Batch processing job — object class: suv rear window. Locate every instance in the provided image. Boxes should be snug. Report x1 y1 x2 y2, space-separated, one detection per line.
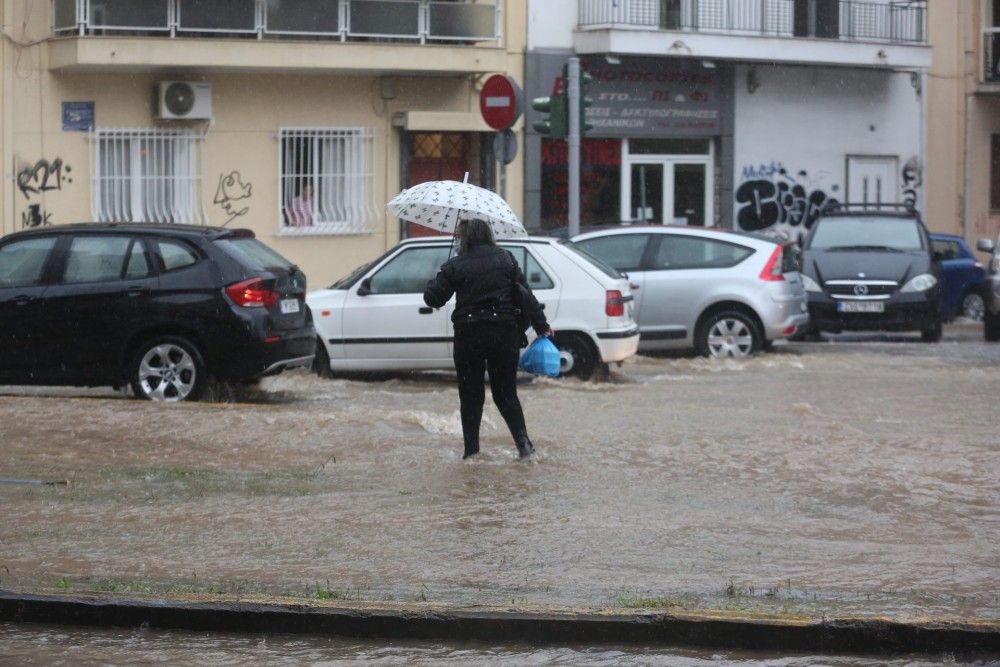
807 216 924 251
216 238 293 271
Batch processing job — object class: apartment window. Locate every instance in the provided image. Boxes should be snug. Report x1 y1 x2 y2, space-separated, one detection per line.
279 128 374 235
92 129 202 224
992 135 1000 211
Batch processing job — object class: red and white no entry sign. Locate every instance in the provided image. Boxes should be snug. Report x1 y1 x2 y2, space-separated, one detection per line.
479 74 523 131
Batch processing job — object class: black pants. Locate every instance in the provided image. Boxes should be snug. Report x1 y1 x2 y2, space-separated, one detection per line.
453 320 527 455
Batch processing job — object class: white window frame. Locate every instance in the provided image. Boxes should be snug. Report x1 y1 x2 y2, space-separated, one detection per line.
278 127 375 236
90 128 205 224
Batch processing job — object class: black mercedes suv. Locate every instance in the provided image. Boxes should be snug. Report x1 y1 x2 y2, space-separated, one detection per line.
0 224 314 401
799 205 943 341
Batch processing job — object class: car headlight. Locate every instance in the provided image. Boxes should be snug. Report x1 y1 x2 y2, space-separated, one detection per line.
801 274 822 292
900 274 937 293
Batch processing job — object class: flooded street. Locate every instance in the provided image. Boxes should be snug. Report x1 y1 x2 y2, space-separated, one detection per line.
1 323 998 624
1 622 992 666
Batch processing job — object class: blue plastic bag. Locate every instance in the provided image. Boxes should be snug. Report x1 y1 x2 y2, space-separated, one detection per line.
519 336 561 377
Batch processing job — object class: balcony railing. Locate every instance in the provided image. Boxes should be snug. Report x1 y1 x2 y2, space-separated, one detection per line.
52 0 502 45
578 0 926 44
985 28 1000 83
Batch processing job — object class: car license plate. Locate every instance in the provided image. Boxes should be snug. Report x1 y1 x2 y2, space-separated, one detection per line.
837 301 885 313
280 298 300 314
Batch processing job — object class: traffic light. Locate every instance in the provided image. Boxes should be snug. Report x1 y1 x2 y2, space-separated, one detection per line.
532 94 567 139
579 68 594 135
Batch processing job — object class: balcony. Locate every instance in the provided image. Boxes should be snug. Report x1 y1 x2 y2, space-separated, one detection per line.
575 0 930 69
49 0 505 75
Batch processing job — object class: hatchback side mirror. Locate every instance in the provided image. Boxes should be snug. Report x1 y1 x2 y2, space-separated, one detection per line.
357 278 372 296
976 238 995 254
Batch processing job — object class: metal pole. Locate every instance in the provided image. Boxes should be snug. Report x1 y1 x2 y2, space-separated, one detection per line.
567 57 581 237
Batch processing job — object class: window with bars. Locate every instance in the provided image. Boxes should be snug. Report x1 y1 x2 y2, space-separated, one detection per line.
91 129 203 224
279 127 374 234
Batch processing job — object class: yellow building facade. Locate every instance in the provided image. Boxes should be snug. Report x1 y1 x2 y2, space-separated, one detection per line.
926 0 1000 242
1 0 525 287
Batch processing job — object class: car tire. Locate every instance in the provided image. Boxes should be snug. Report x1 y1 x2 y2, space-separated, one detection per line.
985 310 1000 342
312 336 334 379
553 332 597 380
920 320 943 343
696 310 761 358
129 335 206 402
961 291 985 321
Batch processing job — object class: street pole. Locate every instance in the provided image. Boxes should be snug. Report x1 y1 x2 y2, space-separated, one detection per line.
498 132 506 200
567 57 581 237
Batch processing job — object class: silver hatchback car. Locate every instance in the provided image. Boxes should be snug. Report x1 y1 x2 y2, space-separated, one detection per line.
571 227 809 357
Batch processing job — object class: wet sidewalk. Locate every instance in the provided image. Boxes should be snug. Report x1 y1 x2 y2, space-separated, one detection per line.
1 328 998 626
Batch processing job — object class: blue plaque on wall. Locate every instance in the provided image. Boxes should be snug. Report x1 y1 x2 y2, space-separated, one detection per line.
62 101 95 132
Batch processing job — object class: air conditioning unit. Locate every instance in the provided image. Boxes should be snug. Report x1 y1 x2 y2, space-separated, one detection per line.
156 81 213 120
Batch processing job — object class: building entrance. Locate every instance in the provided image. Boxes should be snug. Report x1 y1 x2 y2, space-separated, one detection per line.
622 139 713 226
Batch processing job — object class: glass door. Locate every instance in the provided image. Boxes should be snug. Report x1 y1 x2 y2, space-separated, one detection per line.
622 148 713 226
673 163 706 226
630 163 664 223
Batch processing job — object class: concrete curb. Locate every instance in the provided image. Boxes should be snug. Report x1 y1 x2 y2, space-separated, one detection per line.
1 592 998 654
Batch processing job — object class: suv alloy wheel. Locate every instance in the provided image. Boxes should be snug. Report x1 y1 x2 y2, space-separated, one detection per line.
130 335 206 402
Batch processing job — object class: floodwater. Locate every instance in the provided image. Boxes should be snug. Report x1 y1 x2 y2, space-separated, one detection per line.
0 623 993 666
0 324 998 624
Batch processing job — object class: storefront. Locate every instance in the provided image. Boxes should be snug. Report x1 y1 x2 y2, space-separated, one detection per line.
525 55 735 232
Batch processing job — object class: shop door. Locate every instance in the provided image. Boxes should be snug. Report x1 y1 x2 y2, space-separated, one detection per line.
624 159 711 226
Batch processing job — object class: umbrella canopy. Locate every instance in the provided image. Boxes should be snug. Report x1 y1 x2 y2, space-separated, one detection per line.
387 180 526 238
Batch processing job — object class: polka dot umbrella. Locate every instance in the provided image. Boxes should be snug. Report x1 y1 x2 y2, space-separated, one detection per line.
387 177 527 238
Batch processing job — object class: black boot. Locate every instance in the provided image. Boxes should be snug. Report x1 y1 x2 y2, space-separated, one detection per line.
463 443 480 460
515 436 535 460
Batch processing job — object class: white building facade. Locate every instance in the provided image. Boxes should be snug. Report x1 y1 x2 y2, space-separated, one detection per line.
526 0 931 243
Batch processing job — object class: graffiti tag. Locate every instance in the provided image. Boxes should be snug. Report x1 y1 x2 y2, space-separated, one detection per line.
21 204 52 229
17 158 71 199
736 166 838 241
214 171 252 225
901 156 921 209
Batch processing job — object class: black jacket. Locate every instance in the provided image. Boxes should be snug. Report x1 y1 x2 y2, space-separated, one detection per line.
423 244 549 335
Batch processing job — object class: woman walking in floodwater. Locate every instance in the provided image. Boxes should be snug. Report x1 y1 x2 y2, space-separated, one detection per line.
424 218 551 460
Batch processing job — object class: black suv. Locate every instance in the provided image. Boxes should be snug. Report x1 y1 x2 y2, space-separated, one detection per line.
0 224 314 401
799 205 943 341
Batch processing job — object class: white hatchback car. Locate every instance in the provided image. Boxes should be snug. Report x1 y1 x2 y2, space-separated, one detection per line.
307 237 640 379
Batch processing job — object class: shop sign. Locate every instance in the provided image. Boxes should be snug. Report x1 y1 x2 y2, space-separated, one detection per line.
579 57 721 138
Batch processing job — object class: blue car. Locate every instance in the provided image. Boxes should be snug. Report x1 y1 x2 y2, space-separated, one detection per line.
929 233 986 320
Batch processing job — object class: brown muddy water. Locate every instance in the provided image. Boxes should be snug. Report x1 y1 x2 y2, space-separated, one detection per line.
0 622 994 666
0 324 998 625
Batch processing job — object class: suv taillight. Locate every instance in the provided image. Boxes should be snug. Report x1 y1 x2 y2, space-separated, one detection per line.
606 290 625 317
226 278 279 308
758 246 786 282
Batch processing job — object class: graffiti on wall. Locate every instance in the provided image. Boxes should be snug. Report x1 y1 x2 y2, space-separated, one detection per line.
901 156 921 209
16 158 73 229
214 171 252 226
735 162 838 242
21 204 52 229
17 158 72 199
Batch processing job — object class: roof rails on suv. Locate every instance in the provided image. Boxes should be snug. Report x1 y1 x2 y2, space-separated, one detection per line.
819 202 921 218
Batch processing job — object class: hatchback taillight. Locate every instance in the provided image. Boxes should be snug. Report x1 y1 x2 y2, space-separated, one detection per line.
606 290 625 317
226 278 279 308
758 246 786 282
